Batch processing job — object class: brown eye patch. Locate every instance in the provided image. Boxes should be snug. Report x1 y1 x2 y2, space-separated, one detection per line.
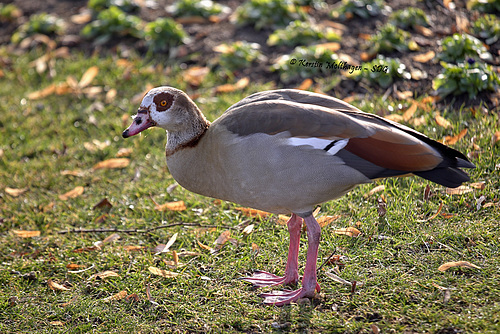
153 92 173 111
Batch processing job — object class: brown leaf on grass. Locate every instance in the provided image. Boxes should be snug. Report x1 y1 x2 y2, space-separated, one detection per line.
148 266 179 278
102 233 121 244
395 90 413 99
27 84 57 99
155 200 186 211
492 131 500 145
116 147 133 157
92 158 130 170
443 128 468 145
326 254 345 266
438 261 481 271
71 12 92 24
73 246 99 253
175 16 208 24
423 184 433 201
103 290 127 302
334 227 361 237
93 198 113 211
364 184 385 197
126 293 140 302
251 243 260 253
295 78 313 90
105 88 117 103
214 230 231 246
435 113 451 128
60 170 85 177
358 33 371 40
360 52 375 62
50 321 65 326
197 240 214 252
446 185 473 195
314 42 341 53
177 251 201 257
424 201 443 221
59 186 84 200
173 250 179 265
13 230 40 238
123 245 145 252
48 279 70 291
384 114 404 122
414 25 433 37
214 77 249 93
78 66 99 88
5 187 28 197
184 66 210 87
92 271 120 279
317 215 341 228
403 102 418 121
456 15 469 33
235 207 271 218
470 182 485 190
61 296 78 307
66 263 84 270
412 51 435 63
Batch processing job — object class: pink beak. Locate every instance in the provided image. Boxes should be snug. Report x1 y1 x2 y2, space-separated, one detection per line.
122 110 156 138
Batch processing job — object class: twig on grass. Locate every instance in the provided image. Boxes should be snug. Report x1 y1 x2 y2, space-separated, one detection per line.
57 222 239 234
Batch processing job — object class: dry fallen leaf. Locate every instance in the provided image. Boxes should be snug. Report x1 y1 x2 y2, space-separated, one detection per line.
251 242 260 253
5 187 28 197
443 128 468 145
103 290 127 302
59 186 84 200
403 102 418 121
105 88 117 104
314 42 341 53
79 66 99 88
235 207 271 218
50 321 65 326
92 271 120 279
116 147 133 157
317 215 341 228
214 77 249 93
412 50 436 63
365 184 385 197
470 182 485 190
148 266 179 278
13 230 41 238
435 113 451 128
184 66 210 87
445 185 473 195
66 263 84 270
214 230 231 246
415 25 433 37
295 78 313 90
48 279 70 291
123 245 144 252
177 251 200 257
438 261 481 271
155 200 186 211
92 158 130 170
334 226 361 237
492 131 500 145
60 170 85 177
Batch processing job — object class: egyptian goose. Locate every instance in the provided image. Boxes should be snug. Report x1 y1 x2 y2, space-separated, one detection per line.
123 87 474 305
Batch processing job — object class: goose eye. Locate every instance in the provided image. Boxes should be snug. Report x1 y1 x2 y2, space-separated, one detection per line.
160 100 167 107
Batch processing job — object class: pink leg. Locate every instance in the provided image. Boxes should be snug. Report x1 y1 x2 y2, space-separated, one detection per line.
240 214 302 287
260 214 321 306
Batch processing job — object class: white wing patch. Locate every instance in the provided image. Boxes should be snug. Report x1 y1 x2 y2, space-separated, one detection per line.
287 137 349 155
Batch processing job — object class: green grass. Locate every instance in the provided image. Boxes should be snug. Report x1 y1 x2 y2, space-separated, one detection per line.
1 48 499 333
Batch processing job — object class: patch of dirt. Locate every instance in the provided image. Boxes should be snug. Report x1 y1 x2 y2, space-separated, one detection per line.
1 0 499 108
